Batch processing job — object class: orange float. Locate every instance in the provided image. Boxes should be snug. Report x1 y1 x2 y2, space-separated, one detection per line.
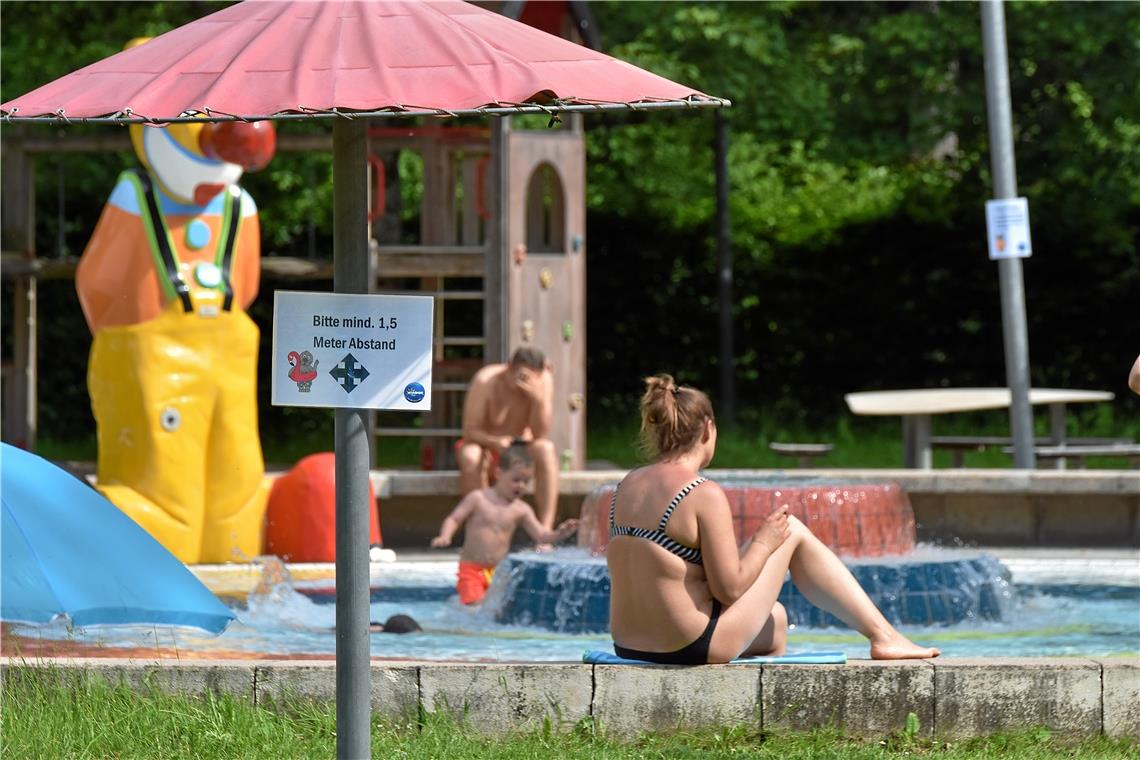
264 453 382 563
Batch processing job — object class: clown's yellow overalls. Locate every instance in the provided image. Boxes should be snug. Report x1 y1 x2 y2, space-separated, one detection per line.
83 169 268 564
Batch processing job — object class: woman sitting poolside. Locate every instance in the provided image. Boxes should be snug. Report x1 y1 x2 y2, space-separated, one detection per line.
606 374 940 665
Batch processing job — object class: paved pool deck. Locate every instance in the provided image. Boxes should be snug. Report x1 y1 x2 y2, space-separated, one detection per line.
3 654 1137 739
3 547 1137 740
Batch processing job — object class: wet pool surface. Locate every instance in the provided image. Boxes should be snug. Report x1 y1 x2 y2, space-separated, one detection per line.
6 548 1137 662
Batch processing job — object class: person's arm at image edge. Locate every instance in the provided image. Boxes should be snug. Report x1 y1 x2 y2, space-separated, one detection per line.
1129 354 1140 396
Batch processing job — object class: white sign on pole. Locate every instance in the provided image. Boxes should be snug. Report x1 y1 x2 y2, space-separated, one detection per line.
985 197 1032 260
271 290 433 410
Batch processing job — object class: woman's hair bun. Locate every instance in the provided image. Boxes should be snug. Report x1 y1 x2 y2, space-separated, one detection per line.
644 373 676 396
641 374 678 426
638 372 713 460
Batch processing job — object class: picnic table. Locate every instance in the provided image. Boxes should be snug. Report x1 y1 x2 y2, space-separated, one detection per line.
843 387 1115 468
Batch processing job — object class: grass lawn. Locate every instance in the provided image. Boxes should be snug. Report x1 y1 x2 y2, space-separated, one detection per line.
3 673 1136 760
586 406 1140 470
36 406 1140 472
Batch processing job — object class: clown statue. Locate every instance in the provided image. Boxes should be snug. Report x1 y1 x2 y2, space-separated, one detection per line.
76 41 277 564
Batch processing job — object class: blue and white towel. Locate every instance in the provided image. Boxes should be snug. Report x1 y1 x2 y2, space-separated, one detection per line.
582 649 847 665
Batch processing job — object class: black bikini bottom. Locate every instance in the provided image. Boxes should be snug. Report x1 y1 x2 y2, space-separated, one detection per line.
613 599 723 665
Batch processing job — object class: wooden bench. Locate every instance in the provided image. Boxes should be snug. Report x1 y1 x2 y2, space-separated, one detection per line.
768 442 834 468
1000 443 1140 469
932 436 1134 467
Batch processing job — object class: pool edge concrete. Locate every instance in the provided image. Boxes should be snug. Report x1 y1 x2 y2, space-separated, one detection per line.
3 656 1137 739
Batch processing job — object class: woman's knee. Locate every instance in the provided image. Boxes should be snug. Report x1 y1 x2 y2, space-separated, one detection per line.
787 514 813 541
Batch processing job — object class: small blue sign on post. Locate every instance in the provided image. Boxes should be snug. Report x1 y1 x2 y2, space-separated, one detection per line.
985 197 1032 260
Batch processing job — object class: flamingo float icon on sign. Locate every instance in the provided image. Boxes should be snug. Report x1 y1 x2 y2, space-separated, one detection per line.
287 350 319 392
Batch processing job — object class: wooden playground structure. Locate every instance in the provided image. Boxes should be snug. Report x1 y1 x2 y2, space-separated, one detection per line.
1 115 589 471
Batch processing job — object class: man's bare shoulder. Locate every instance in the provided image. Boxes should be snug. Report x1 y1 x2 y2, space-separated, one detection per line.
469 363 507 387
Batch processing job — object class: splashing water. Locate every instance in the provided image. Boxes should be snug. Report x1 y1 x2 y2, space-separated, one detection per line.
242 556 334 631
4 548 1135 662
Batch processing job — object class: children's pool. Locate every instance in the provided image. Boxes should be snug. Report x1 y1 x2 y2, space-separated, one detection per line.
6 550 1138 661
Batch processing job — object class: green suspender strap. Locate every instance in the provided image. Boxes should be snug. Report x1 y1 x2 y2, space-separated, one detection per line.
124 169 193 313
124 170 243 313
215 186 242 312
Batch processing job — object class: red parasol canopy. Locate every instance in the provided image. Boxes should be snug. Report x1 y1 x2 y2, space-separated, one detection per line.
2 0 723 123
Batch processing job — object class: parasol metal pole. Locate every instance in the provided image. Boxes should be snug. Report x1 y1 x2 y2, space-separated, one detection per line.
981 0 1035 469
1 130 38 451
485 116 511 364
714 109 736 425
333 117 372 760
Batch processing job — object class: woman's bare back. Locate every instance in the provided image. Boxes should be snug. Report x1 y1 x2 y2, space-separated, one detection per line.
606 465 719 652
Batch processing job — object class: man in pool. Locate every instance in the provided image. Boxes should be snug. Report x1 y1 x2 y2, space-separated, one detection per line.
456 347 559 531
430 442 578 605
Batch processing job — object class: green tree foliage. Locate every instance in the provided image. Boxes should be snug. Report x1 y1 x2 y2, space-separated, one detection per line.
585 1 1139 422
2 1 1136 440
0 1 337 261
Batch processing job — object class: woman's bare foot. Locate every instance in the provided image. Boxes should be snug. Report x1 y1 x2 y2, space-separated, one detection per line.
870 631 940 660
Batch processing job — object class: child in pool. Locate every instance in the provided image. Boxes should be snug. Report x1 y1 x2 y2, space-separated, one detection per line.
430 441 578 604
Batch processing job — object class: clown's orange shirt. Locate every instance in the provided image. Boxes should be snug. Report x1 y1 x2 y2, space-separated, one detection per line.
76 173 261 333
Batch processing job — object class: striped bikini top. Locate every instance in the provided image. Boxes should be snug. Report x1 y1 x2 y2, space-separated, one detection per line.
609 477 708 565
